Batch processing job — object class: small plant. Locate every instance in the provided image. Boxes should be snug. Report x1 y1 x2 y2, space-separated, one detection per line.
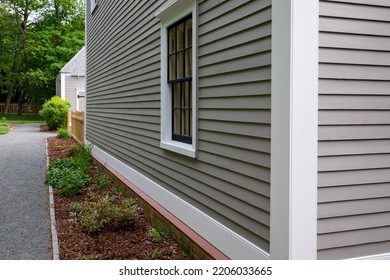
57 128 71 139
96 175 108 189
73 195 140 234
70 202 84 215
39 96 71 130
152 249 161 259
70 144 93 173
0 122 8 135
1 117 6 123
150 228 162 243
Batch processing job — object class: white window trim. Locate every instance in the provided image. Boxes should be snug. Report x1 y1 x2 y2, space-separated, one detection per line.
90 0 97 13
156 0 197 158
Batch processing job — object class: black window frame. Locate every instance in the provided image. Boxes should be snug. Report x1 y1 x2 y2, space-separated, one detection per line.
167 15 193 145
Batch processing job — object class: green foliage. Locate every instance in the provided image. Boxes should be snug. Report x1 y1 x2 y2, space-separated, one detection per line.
0 123 8 135
96 175 109 189
152 249 162 259
1 117 6 123
69 144 93 173
46 145 92 196
39 96 71 130
73 195 140 234
150 228 162 243
0 0 85 104
46 158 90 196
57 128 70 139
2 115 44 123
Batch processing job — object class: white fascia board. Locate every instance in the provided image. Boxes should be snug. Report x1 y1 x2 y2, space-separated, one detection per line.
270 0 319 260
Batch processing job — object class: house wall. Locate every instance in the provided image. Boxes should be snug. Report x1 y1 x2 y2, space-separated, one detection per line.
64 75 85 111
86 0 271 256
318 0 390 259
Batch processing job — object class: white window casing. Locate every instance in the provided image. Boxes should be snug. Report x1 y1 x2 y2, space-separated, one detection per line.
156 0 197 158
90 0 97 13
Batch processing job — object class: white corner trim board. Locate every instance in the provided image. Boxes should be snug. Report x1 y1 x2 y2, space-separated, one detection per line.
88 142 270 260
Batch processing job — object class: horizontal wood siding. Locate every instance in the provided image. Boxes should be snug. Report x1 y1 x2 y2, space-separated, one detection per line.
86 0 271 252
318 0 390 259
65 76 84 111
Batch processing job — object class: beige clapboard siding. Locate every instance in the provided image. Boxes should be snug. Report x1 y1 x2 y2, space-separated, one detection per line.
86 0 272 251
318 0 390 259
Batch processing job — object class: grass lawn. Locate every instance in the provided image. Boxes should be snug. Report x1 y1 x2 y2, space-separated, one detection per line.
3 114 45 124
0 123 9 135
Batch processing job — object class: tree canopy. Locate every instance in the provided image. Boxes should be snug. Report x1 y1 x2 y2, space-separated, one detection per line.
0 0 85 114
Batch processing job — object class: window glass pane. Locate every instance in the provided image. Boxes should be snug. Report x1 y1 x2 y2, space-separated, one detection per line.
183 81 190 108
185 48 192 77
185 18 192 48
169 27 176 54
173 83 181 108
176 22 184 51
176 51 184 79
183 109 191 136
173 109 181 135
169 54 176 80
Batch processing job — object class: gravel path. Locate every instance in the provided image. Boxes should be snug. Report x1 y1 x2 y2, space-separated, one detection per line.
0 124 55 259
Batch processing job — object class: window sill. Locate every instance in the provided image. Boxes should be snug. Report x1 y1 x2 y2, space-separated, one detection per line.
160 140 196 158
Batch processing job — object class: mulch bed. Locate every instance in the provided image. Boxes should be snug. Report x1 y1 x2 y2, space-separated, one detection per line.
46 136 188 260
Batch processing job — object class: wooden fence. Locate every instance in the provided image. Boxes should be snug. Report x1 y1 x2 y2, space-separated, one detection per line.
68 111 85 143
0 103 42 115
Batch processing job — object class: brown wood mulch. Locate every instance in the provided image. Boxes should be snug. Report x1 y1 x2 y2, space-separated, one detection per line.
46 136 188 260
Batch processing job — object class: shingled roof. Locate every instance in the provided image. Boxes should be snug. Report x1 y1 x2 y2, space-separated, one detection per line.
60 46 85 74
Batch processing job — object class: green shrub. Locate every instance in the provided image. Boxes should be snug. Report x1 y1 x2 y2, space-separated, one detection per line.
57 128 71 139
74 195 140 234
0 123 8 135
46 158 90 196
39 96 71 130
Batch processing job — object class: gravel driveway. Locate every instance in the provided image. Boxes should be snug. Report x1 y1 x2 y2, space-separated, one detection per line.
0 124 54 259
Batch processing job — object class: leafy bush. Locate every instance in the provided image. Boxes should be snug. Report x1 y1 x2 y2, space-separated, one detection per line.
39 96 71 130
46 158 90 196
0 123 8 135
57 128 71 139
73 195 140 234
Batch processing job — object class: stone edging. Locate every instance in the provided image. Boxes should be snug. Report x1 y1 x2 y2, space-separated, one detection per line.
45 139 60 260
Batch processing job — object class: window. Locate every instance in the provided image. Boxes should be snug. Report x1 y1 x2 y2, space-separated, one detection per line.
168 16 193 144
91 0 97 13
156 0 197 158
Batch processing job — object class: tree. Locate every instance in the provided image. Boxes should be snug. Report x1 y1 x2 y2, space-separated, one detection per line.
0 0 85 115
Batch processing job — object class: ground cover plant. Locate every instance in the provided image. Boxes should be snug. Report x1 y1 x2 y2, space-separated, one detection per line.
46 136 188 260
0 122 8 135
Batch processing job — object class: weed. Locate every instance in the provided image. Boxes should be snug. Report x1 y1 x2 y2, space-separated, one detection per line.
96 175 108 189
70 144 92 173
152 249 161 259
150 228 162 243
70 202 83 215
1 117 6 123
